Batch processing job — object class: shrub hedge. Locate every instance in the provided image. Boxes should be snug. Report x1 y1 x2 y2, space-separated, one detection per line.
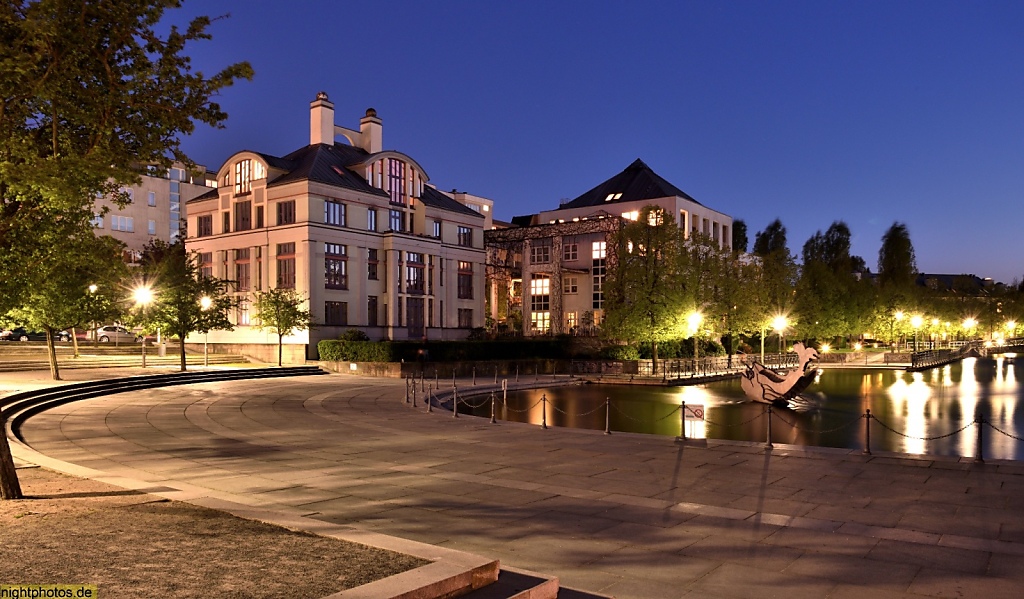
318 337 574 363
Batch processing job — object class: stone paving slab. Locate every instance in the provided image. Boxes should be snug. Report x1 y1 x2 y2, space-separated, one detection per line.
10 371 1024 598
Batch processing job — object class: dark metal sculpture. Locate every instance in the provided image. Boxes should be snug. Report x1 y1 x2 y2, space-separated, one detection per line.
740 342 820 405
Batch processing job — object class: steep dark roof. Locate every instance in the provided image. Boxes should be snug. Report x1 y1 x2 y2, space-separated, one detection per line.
559 158 701 209
269 143 386 197
420 186 484 218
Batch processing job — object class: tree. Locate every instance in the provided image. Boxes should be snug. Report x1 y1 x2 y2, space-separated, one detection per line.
6 232 127 379
0 0 253 313
132 240 236 372
731 219 749 254
878 222 917 291
253 288 313 367
752 219 798 316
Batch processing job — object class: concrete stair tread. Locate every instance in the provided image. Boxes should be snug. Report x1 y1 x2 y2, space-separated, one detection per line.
458 568 558 599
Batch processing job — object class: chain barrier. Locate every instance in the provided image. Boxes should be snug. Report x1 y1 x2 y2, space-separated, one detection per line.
609 402 681 423
771 410 865 434
424 385 1022 456
985 421 1024 443
460 396 492 410
870 414 974 441
500 397 545 414
702 410 765 429
549 402 609 417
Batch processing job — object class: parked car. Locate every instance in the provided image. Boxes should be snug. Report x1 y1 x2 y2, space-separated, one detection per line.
0 328 72 342
88 325 140 344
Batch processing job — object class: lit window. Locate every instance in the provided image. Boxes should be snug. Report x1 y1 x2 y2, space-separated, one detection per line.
325 243 348 290
604 193 623 202
458 261 473 299
622 211 639 221
234 160 251 194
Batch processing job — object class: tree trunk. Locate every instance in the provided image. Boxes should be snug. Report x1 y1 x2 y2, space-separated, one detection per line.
46 330 61 381
180 338 187 372
71 326 80 358
652 340 659 374
0 434 23 499
277 334 283 367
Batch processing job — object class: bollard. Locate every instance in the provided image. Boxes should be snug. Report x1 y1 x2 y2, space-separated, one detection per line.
412 383 417 408
428 390 433 412
490 392 497 424
405 376 410 403
421 370 425 393
453 385 459 418
502 379 507 414
765 405 774 449
680 400 686 441
535 364 539 381
863 409 872 455
516 364 520 382
435 370 438 390
453 369 456 388
541 394 548 429
494 366 498 385
975 417 985 463
473 366 476 386
604 398 611 435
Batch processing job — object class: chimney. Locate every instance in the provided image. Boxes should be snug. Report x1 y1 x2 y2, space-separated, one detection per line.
359 108 382 153
310 91 334 145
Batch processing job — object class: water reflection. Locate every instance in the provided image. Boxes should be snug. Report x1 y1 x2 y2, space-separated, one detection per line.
471 355 1024 460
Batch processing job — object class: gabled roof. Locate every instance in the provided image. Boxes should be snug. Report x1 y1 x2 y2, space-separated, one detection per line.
420 186 484 219
558 158 701 209
269 143 387 197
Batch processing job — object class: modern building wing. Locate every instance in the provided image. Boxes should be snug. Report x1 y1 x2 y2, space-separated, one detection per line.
185 93 491 361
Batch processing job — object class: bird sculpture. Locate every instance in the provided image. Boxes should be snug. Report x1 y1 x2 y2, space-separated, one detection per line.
740 342 820 405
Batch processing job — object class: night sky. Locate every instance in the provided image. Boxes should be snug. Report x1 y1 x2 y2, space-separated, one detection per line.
171 1 1024 284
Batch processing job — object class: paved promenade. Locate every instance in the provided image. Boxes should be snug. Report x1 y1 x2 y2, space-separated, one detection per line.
9 371 1024 598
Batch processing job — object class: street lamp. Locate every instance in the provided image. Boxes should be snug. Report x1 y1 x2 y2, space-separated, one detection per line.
963 318 978 341
688 311 703 361
911 315 923 353
133 285 153 368
200 295 212 367
772 315 788 364
1007 320 1017 341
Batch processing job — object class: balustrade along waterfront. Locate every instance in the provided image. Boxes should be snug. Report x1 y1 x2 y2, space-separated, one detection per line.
448 354 1024 461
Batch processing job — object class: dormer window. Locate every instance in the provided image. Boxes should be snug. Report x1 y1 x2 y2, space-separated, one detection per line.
234 160 251 194
388 159 406 205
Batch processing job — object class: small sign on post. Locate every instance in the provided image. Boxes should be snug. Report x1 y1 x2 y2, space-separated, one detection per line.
684 403 705 440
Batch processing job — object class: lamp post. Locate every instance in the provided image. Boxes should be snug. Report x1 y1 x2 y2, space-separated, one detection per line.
911 315 923 353
963 318 978 342
133 285 154 368
200 296 212 367
772 315 788 365
688 311 703 362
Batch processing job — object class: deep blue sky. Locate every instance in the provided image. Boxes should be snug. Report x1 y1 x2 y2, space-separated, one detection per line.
173 1 1024 284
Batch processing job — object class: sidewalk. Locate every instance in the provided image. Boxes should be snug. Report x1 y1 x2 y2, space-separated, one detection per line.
9 370 1024 598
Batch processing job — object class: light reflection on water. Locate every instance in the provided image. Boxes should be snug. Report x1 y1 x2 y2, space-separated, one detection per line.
467 355 1024 460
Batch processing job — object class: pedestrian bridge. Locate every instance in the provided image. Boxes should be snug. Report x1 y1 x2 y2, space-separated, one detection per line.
909 338 1024 371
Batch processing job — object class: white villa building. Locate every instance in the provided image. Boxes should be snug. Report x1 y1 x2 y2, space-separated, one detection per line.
185 93 490 362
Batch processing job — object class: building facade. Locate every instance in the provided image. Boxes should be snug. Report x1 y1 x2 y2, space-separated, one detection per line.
486 159 733 336
93 166 213 260
185 93 490 360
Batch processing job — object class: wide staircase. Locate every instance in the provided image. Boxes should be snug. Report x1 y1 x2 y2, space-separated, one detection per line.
0 342 246 371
